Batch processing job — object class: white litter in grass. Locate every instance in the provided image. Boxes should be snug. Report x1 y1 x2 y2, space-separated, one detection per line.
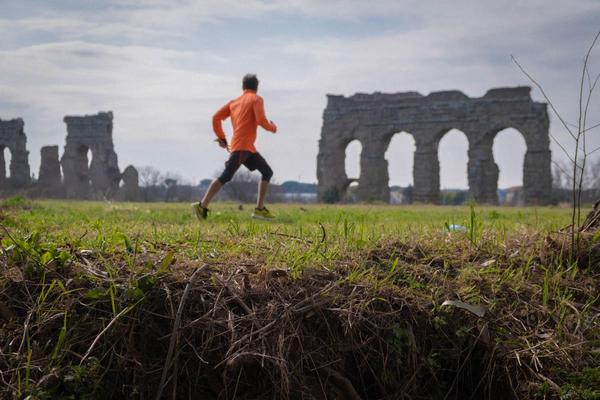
481 259 496 267
441 300 486 318
446 224 467 232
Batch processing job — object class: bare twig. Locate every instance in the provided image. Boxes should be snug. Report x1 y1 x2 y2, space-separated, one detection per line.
319 222 327 244
587 144 600 157
552 160 574 184
513 30 600 260
80 297 144 365
511 55 576 140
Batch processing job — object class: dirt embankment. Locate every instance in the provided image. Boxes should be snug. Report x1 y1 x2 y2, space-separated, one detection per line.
0 226 599 399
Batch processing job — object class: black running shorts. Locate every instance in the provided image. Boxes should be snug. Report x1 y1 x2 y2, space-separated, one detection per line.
218 151 273 184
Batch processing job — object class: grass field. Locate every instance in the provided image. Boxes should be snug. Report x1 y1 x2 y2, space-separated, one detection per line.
2 199 573 266
0 198 598 399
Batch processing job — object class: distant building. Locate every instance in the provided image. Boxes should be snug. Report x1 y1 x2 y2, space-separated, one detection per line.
503 186 524 206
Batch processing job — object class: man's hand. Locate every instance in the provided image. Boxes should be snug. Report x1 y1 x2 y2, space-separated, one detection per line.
270 120 277 133
215 138 228 149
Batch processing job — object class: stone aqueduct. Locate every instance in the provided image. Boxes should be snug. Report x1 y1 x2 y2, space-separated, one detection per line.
317 86 552 204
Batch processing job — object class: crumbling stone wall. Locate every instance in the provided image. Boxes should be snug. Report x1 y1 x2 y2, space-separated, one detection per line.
0 118 31 188
317 87 552 205
38 146 62 187
61 112 120 199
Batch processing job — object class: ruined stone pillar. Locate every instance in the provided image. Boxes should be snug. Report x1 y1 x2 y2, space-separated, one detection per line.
467 139 499 204
413 139 440 203
10 146 31 187
61 143 90 198
317 139 348 202
520 114 552 205
0 118 31 188
61 112 120 199
523 149 552 205
356 140 389 202
38 146 62 187
120 165 140 201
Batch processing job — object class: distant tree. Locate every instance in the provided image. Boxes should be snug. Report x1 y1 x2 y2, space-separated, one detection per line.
137 166 164 187
585 156 600 189
552 160 570 189
164 171 186 186
552 156 600 190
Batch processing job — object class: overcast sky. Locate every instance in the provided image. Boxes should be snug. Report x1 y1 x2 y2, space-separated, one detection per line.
1 0 599 188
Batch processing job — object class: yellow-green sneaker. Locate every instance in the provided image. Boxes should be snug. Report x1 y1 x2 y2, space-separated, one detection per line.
192 202 209 220
252 207 275 220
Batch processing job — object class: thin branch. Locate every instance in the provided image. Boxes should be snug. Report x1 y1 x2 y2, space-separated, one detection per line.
548 132 576 164
577 30 600 226
80 298 144 365
565 121 579 129
587 145 600 157
582 120 600 134
552 160 574 183
582 69 599 135
585 58 593 91
511 55 576 140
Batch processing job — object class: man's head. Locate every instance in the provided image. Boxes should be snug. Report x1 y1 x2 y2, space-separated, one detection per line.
242 74 259 91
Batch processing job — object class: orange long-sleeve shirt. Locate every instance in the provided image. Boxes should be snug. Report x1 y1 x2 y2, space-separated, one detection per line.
212 89 277 153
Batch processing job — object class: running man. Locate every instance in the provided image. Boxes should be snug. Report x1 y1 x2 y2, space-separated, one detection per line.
192 74 278 220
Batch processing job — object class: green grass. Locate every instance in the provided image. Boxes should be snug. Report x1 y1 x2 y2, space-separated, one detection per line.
3 199 571 244
0 199 576 279
1 199 598 399
0 200 575 278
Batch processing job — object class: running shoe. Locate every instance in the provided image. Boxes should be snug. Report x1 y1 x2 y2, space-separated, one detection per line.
192 202 209 220
252 206 275 220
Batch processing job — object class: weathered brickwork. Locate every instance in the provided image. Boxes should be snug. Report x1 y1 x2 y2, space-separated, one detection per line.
0 118 31 188
317 87 552 205
38 145 62 188
61 112 121 199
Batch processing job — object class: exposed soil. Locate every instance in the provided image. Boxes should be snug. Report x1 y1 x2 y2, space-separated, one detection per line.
1 230 598 400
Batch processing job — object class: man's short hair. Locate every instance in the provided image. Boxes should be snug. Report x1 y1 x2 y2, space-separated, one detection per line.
242 74 259 91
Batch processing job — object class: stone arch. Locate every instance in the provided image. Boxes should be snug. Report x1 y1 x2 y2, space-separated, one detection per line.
342 139 363 201
61 112 121 199
437 128 470 191
316 121 362 202
384 131 415 204
492 128 527 204
344 139 362 181
0 146 12 185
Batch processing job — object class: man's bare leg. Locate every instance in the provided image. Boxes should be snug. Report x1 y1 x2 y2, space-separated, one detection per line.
201 179 223 208
256 180 269 209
